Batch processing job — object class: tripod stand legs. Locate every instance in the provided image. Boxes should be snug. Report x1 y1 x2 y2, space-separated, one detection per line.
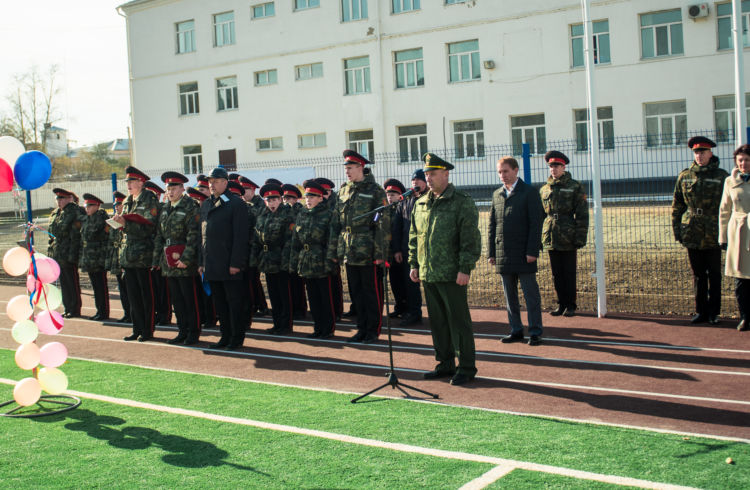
351 372 438 403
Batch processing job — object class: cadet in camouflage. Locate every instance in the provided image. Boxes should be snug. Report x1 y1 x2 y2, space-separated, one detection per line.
672 136 729 325
252 183 293 335
540 150 589 317
283 183 307 319
409 153 480 386
332 150 389 344
105 192 131 323
153 172 202 345
48 188 83 318
115 166 160 342
80 193 110 320
145 181 172 327
239 176 270 317
289 180 337 338
317 177 345 319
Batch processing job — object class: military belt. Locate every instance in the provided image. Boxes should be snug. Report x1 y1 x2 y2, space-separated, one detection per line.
263 245 269 252
688 207 717 216
550 213 573 220
303 244 310 251
344 225 371 234
165 239 185 246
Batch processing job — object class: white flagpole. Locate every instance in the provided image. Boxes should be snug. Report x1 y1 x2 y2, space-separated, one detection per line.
582 0 607 317
733 0 747 146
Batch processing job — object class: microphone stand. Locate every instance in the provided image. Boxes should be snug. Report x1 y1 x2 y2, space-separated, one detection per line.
351 192 438 403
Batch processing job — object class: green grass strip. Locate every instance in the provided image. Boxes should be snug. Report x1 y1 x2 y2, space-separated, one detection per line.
1 351 748 488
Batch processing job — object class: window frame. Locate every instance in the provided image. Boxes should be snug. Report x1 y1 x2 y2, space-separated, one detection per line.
176 20 196 54
295 0 320 11
639 9 683 60
213 11 236 47
255 69 278 86
643 100 688 147
178 82 200 116
397 124 427 163
453 119 485 160
713 94 750 142
717 1 750 50
344 56 371 95
256 136 283 151
216 76 239 111
448 39 481 83
341 0 368 22
295 62 324 81
182 145 203 174
570 20 611 68
252 2 275 19
347 129 374 161
510 114 547 155
394 48 424 89
392 0 420 14
573 107 615 151
298 133 327 149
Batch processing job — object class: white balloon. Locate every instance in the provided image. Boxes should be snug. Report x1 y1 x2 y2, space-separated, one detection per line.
0 136 25 166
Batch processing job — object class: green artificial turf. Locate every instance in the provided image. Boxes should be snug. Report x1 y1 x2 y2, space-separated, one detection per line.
1 350 748 488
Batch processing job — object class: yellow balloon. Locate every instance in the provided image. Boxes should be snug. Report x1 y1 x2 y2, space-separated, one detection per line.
38 367 68 395
13 377 41 406
11 320 38 344
36 284 62 311
15 342 40 370
6 295 33 322
2 246 31 276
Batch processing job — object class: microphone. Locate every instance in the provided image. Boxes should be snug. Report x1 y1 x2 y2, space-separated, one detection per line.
401 188 416 199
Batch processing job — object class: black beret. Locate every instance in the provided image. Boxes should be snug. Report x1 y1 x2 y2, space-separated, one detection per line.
303 179 325 196
384 178 406 194
260 183 283 198
688 136 716 150
544 150 570 165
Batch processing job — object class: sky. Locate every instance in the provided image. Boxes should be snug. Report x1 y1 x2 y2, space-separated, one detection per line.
0 0 130 147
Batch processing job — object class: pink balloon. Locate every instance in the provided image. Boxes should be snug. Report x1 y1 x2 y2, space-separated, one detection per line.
36 310 64 335
13 378 41 406
15 342 40 370
39 342 68 368
0 157 13 192
26 273 39 293
35 257 60 283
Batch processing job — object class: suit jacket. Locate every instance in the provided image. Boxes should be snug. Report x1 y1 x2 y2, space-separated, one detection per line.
200 190 249 281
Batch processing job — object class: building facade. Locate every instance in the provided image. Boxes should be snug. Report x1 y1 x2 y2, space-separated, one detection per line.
119 0 750 175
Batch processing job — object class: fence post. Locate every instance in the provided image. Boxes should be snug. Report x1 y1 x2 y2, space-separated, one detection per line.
522 143 531 184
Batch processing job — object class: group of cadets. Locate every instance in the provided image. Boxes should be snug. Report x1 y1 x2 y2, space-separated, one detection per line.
46 149 429 350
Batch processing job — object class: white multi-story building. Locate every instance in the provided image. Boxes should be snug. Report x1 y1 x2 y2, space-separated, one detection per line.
119 0 750 176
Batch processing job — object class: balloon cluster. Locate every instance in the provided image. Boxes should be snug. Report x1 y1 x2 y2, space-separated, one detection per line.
0 135 65 407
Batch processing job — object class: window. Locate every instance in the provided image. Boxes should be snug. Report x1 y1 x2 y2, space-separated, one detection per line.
176 20 195 54
344 56 371 95
216 76 238 111
454 120 484 159
347 130 374 161
448 40 480 82
640 9 683 59
394 48 424 89
644 100 687 147
183 145 203 174
570 20 610 68
179 82 199 116
214 12 235 47
295 0 319 10
252 2 275 18
398 125 427 163
299 133 327 148
257 137 283 151
255 69 278 86
393 0 420 14
574 107 614 151
713 94 750 142
342 0 368 22
511 114 546 155
718 2 750 50
295 62 323 80
446 0 468 4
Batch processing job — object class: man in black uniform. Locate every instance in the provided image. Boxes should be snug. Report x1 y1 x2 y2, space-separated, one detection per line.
393 169 426 326
106 191 130 323
384 178 408 319
200 167 249 350
187 186 214 330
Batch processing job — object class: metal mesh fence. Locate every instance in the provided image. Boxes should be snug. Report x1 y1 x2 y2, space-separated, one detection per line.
2 129 739 317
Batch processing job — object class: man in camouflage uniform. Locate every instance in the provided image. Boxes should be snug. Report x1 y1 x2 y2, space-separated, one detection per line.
540 150 589 317
113 167 160 341
153 172 202 345
239 175 270 317
252 183 293 334
145 180 172 326
317 177 345 320
333 149 389 344
80 193 110 321
283 183 307 319
289 180 337 338
105 191 130 323
48 188 83 318
409 153 480 386
672 136 729 325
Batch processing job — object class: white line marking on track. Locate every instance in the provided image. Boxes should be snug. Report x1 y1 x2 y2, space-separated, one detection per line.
3 330 749 407
459 464 515 489
0 377 699 490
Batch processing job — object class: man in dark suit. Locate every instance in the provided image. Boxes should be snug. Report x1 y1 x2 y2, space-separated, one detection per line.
200 167 249 350
488 156 545 346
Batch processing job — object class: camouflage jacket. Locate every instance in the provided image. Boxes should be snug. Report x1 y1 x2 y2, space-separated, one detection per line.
289 203 335 278
119 189 159 268
79 209 109 272
540 171 589 250
105 225 123 274
672 157 729 249
251 205 293 274
249 194 265 217
408 183 480 282
245 201 259 268
332 172 389 266
152 196 201 277
47 202 83 265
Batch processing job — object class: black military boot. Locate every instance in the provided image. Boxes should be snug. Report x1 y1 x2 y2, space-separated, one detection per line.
550 305 565 316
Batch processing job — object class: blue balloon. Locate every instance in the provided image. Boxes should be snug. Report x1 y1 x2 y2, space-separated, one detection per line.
14 151 52 190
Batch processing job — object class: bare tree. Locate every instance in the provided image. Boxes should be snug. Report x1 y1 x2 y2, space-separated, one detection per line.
2 64 61 151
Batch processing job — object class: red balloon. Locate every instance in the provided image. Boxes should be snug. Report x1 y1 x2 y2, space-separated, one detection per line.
0 158 14 192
